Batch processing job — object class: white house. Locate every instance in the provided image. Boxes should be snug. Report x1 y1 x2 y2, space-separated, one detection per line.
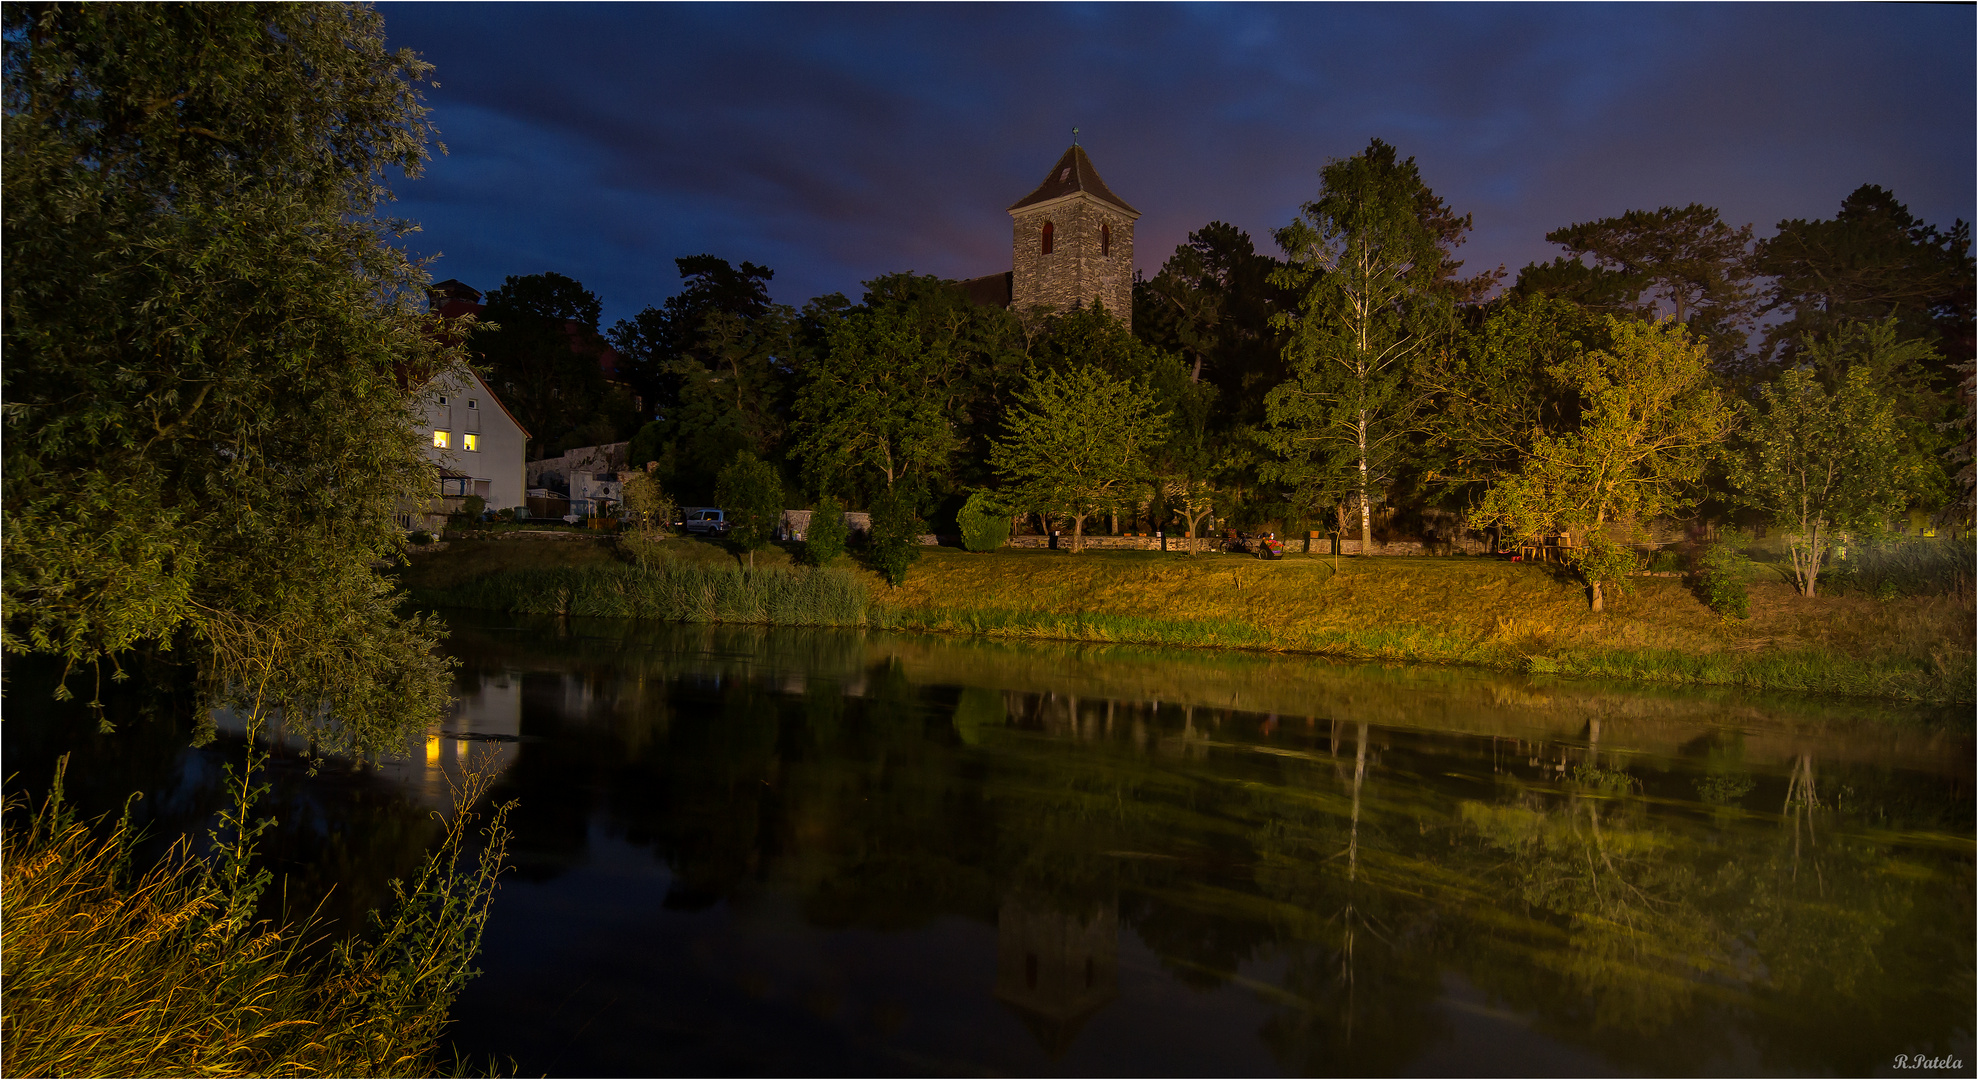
413 367 529 516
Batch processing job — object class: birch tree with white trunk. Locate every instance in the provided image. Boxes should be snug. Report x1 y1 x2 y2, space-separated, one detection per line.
1262 140 1469 551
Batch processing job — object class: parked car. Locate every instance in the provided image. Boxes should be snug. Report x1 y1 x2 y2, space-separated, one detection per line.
679 507 730 536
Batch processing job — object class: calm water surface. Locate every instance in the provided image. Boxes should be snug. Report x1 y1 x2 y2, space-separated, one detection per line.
9 612 1974 1076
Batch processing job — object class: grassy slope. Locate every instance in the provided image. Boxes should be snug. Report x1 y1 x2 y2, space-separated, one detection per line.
883 548 1974 702
397 538 1974 702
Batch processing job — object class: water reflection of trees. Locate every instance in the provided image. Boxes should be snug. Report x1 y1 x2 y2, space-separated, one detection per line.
443 618 1973 1071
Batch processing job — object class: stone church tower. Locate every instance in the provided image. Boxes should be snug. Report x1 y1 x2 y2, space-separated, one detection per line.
1007 145 1139 331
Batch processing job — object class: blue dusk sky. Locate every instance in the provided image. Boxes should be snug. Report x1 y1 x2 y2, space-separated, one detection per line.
377 2 1975 329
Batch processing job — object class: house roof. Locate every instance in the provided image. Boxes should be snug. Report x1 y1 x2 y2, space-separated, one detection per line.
463 366 532 441
957 271 1013 308
1008 145 1138 217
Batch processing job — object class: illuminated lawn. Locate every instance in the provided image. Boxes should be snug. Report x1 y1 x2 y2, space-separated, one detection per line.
402 538 1975 703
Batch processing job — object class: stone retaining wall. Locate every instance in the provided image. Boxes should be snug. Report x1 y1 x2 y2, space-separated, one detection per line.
779 509 872 540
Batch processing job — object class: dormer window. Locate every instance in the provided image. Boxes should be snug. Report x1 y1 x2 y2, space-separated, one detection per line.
1041 220 1054 256
1101 222 1111 257
1058 167 1071 182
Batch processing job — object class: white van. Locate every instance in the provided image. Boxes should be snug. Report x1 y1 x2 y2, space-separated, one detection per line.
678 507 730 536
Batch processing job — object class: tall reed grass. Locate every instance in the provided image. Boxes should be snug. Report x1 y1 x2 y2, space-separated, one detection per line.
1825 537 1976 599
425 563 871 626
1 751 513 1077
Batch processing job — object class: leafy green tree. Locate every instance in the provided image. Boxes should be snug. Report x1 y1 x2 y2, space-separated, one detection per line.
618 464 675 569
867 484 925 585
791 275 977 497
1159 476 1223 555
608 255 776 418
609 258 798 503
713 451 783 567
1729 363 1917 597
475 272 612 458
1754 185 1975 370
1135 222 1288 412
1522 204 1759 363
991 366 1171 553
1037 302 1215 535
621 465 672 531
1470 317 1734 610
956 491 1012 552
3 2 456 752
1797 319 1954 511
803 495 849 566
1265 139 1470 551
638 305 801 504
1419 295 1609 506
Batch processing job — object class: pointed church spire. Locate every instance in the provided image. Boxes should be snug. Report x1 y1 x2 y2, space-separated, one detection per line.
1008 144 1138 217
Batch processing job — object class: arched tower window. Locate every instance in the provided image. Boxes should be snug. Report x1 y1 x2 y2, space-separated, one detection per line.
1101 222 1111 257
1040 220 1054 256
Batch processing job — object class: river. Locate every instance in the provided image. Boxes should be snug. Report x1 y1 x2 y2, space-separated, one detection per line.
8 611 1974 1076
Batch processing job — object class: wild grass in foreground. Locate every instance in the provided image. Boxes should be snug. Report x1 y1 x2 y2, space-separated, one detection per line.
1 752 513 1078
420 563 871 626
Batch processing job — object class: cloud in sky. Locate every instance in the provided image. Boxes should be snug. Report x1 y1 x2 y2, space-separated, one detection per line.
379 3 1974 328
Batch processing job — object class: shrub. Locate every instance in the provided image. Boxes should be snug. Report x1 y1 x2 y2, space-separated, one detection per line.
461 494 486 518
409 530 435 546
1827 537 1975 599
714 451 783 566
622 468 674 535
1691 530 1752 619
868 485 924 586
805 496 849 566
957 491 1012 552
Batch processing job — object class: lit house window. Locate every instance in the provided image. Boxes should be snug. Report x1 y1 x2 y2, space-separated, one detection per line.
1041 220 1054 256
433 430 450 449
463 433 479 452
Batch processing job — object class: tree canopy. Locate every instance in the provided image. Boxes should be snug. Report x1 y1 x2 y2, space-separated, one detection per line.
1264 139 1467 549
991 366 1171 552
1730 329 1926 597
476 272 618 458
1520 204 1758 363
1754 184 1975 371
3 2 458 752
1469 317 1734 607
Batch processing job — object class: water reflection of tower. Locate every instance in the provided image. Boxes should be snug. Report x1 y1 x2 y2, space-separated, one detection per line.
993 891 1119 1059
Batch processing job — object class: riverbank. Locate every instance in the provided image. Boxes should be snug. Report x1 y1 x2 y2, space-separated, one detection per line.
397 537 1975 704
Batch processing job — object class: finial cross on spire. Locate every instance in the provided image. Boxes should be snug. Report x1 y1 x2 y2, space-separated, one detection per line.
1072 126 1080 147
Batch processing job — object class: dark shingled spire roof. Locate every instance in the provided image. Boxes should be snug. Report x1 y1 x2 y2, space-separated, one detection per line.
1008 145 1139 217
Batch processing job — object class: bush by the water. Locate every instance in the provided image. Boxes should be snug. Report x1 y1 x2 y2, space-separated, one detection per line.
1823 536 1975 599
957 491 1011 552
1692 531 1753 618
868 486 924 586
805 496 849 566
432 563 872 625
2 754 512 1077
